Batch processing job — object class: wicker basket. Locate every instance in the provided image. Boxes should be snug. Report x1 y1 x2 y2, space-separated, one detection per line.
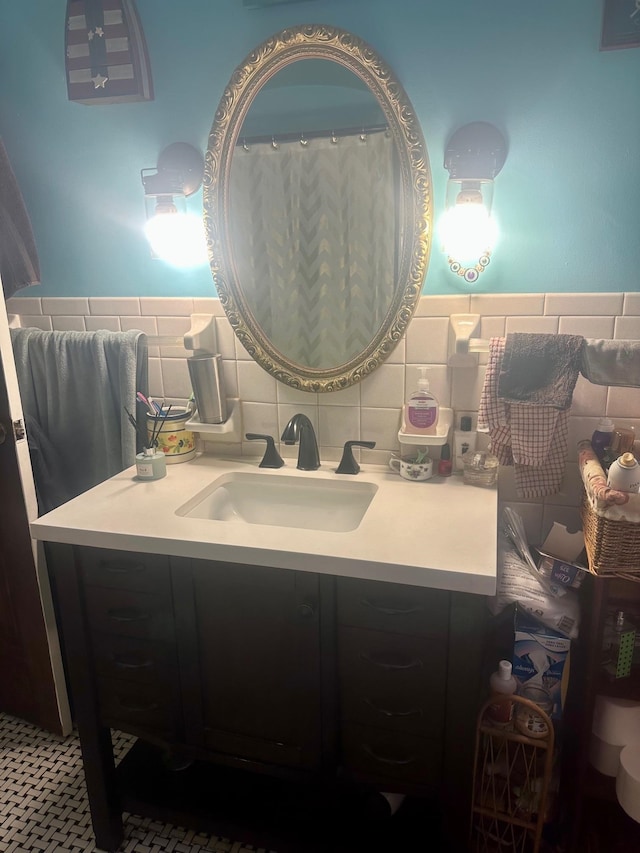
580 499 640 577
578 439 640 578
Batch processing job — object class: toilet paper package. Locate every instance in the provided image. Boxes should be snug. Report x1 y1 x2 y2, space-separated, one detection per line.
512 609 571 720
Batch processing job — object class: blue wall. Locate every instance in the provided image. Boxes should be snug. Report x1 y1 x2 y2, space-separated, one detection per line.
1 0 639 297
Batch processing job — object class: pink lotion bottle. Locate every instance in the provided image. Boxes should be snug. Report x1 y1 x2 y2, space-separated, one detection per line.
402 367 439 436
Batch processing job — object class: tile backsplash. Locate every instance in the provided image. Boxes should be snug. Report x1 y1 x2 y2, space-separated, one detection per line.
7 292 640 548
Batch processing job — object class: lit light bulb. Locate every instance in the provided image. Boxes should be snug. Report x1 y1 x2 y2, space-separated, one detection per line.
439 200 498 266
144 210 208 268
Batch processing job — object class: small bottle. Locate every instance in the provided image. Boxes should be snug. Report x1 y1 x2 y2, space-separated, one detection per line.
401 367 439 436
606 452 640 493
135 447 167 480
591 417 615 464
453 415 477 472
486 660 517 726
438 443 452 477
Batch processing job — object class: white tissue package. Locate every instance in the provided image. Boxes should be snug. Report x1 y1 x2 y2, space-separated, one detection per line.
512 610 571 721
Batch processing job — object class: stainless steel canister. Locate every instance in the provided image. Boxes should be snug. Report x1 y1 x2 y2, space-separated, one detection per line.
187 354 228 424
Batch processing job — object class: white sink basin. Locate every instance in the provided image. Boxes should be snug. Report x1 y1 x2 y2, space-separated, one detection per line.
176 471 378 532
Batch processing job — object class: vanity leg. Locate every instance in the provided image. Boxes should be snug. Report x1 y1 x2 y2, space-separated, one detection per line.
46 543 124 851
76 724 124 852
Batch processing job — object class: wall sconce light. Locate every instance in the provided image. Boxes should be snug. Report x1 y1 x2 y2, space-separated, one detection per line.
439 122 507 284
141 142 207 268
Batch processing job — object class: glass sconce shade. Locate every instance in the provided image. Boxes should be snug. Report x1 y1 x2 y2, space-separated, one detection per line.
144 198 208 269
439 178 497 267
441 123 506 283
141 143 207 267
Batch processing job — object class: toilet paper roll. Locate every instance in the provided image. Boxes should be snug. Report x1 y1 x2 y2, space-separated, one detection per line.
589 732 623 777
616 744 640 823
592 695 640 745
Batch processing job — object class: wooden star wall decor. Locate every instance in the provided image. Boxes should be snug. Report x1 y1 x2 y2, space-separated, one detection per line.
65 0 153 105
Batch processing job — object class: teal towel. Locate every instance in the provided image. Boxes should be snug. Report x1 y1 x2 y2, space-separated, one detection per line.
11 328 147 509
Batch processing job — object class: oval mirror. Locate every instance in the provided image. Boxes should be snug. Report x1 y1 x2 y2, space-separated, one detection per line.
204 24 432 392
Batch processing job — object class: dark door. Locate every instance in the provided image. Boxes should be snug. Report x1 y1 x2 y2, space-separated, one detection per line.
0 337 67 734
192 560 322 770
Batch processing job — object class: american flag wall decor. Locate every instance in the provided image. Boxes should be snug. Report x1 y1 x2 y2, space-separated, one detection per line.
65 0 153 105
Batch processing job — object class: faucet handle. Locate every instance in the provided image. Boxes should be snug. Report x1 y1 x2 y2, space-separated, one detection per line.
336 440 376 475
245 433 285 468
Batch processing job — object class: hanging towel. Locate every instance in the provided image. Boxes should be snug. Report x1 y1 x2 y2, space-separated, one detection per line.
580 339 640 388
478 337 571 499
498 332 584 409
0 138 40 299
11 328 147 511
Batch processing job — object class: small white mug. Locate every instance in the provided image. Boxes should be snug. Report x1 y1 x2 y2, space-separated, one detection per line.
389 454 433 481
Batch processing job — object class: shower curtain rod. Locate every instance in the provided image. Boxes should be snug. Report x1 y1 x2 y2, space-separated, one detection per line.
236 123 389 148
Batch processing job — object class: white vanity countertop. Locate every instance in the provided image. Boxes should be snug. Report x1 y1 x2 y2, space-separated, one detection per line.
30 455 497 595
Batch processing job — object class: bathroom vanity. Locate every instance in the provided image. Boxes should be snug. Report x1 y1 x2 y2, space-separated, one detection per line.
32 456 497 852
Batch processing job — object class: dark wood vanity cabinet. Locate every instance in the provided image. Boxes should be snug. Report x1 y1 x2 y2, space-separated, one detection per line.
190 560 323 770
48 543 487 852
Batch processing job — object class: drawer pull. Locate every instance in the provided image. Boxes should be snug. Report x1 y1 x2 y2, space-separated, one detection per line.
359 652 424 671
100 559 145 575
116 696 159 712
363 697 422 718
112 655 154 670
360 598 423 617
107 607 150 623
362 743 416 766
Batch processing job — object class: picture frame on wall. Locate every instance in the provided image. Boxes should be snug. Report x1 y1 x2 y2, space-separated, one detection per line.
601 0 640 50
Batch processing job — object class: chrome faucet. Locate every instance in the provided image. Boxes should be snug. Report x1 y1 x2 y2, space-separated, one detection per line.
281 413 320 470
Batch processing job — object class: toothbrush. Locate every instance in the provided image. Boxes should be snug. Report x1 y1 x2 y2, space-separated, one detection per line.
136 391 153 412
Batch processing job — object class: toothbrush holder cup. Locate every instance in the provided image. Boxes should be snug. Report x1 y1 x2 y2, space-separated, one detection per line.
146 407 196 464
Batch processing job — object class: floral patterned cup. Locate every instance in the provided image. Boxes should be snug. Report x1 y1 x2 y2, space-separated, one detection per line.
389 454 433 481
146 407 196 464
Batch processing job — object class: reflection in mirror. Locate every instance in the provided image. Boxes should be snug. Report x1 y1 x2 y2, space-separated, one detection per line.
229 127 399 369
204 25 431 392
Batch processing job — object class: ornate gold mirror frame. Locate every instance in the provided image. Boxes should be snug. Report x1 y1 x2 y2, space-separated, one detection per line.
203 24 432 392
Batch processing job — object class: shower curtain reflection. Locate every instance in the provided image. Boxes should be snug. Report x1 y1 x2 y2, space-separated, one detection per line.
229 130 398 369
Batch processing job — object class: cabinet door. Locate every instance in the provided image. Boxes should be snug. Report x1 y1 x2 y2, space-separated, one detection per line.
192 561 322 771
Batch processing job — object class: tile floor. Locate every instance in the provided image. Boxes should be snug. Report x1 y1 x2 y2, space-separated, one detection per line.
0 713 275 852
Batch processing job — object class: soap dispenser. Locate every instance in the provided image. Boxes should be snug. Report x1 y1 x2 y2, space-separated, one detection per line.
402 367 439 436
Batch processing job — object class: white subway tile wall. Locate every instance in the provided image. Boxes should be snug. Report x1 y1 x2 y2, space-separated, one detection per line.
6 292 640 547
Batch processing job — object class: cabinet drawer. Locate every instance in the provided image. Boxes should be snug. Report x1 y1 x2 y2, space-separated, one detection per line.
91 633 176 685
337 577 449 637
97 676 179 735
341 722 441 788
84 586 174 640
78 546 171 593
204 727 305 770
338 626 445 735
